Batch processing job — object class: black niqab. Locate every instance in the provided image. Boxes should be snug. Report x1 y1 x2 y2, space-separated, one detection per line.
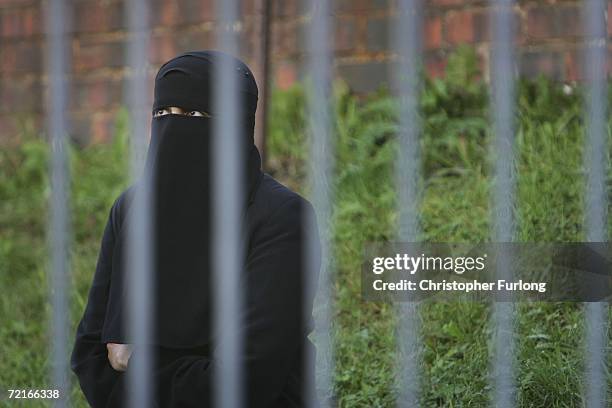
101 50 263 347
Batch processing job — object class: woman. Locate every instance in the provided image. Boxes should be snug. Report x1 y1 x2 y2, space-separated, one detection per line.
71 51 320 407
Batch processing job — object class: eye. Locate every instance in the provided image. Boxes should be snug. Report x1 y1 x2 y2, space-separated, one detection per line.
186 110 211 117
153 108 170 117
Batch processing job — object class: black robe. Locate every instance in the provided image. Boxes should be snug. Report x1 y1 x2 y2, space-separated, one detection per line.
70 174 321 407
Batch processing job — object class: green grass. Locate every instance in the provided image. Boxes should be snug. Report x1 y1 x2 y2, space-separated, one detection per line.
2 47 612 407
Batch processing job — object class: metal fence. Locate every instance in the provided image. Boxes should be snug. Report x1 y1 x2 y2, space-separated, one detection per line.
44 0 608 407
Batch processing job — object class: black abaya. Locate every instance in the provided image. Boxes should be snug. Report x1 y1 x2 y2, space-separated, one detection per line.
71 174 320 407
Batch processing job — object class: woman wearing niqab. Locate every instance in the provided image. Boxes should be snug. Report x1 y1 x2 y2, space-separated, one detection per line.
71 51 321 408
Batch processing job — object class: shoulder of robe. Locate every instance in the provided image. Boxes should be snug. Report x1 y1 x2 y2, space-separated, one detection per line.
109 185 137 234
247 174 314 235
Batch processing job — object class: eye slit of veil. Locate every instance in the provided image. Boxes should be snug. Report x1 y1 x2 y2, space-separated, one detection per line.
153 107 212 118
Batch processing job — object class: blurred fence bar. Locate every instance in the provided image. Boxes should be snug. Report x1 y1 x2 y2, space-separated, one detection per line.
490 0 517 406
45 0 71 406
583 0 609 406
393 0 423 406
253 0 271 163
212 0 244 407
125 0 153 407
305 0 335 406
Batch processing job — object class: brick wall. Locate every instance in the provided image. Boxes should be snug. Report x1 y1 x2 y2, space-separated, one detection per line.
0 0 609 145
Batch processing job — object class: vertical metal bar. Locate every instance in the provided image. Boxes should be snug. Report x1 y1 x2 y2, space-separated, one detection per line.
490 0 517 406
213 1 244 407
393 0 423 406
45 0 71 406
305 0 334 407
583 0 608 406
125 0 153 407
253 0 271 165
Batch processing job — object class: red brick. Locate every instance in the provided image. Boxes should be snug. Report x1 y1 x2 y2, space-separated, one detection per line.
526 5 583 40
0 41 43 73
1 9 20 37
565 47 612 81
151 0 180 27
68 110 121 146
175 30 214 54
87 81 111 109
0 7 39 38
431 0 466 6
0 79 42 113
200 0 215 21
241 0 256 17
68 113 92 145
274 60 297 89
74 1 123 33
272 0 298 18
149 32 177 64
71 78 123 111
425 50 447 79
558 5 582 38
519 50 564 80
445 9 489 44
22 7 41 36
471 11 489 43
0 0 38 6
73 40 124 72
174 0 215 25
90 112 117 144
334 0 391 13
335 17 356 52
271 20 298 58
336 61 391 93
238 25 256 60
526 6 553 39
564 50 581 81
0 0 608 147
366 17 389 52
424 15 442 49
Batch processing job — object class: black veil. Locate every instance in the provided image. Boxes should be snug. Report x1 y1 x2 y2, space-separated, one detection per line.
101 51 263 348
